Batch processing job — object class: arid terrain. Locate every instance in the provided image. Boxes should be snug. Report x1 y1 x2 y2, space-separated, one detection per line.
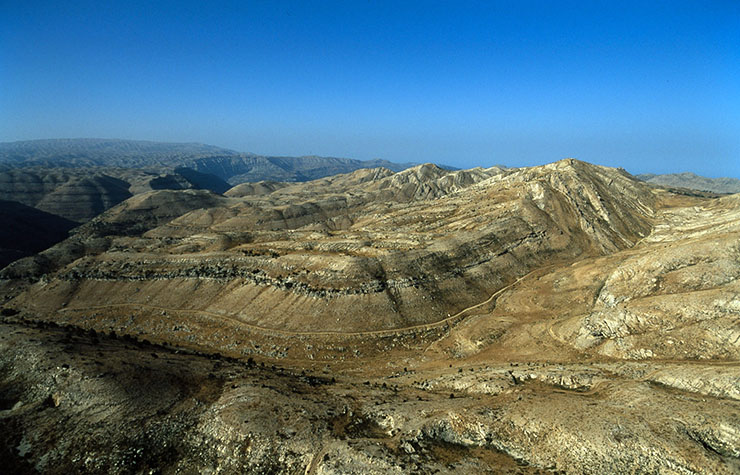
1 157 739 473
638 172 740 194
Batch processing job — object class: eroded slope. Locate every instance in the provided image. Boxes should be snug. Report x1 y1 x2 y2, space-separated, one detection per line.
4 160 655 335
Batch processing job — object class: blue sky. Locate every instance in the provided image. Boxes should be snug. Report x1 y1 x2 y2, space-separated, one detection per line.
2 1 738 176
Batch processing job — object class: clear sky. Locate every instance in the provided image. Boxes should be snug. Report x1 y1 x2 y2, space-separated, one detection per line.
2 1 739 177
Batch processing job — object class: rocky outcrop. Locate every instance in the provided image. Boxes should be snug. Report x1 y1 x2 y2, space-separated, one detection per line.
3 322 738 474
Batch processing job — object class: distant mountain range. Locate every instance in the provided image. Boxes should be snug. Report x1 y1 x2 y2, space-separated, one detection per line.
0 138 418 184
2 138 737 230
637 172 740 194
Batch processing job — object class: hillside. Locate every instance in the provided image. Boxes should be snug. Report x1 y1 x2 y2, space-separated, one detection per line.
0 200 77 268
2 159 656 332
1 159 738 473
0 139 419 224
0 166 230 222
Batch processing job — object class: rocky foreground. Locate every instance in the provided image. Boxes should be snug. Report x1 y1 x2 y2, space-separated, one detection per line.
1 159 739 473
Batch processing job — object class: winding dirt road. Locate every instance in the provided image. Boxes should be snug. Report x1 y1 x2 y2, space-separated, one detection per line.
59 268 543 339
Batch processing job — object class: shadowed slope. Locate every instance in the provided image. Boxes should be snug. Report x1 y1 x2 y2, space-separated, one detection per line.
0 200 77 269
0 167 230 222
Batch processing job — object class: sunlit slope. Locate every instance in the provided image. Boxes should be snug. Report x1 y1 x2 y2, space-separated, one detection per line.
6 160 655 333
434 191 740 362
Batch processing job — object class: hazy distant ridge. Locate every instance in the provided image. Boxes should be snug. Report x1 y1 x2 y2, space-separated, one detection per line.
637 172 740 194
0 139 417 184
